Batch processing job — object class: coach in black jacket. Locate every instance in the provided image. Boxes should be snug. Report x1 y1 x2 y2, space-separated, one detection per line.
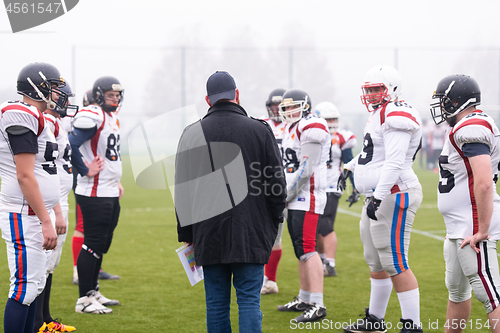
176 71 286 333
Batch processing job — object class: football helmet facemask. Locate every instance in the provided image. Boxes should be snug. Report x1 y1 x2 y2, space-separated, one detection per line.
266 88 286 122
17 62 68 110
92 76 124 112
361 65 401 112
54 82 79 118
313 101 340 133
279 89 311 124
430 74 481 125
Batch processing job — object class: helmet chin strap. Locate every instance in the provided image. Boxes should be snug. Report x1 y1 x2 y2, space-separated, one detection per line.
27 76 57 110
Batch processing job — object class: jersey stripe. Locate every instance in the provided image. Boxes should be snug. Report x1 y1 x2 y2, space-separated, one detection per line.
9 213 27 303
449 130 478 234
453 117 494 134
477 243 500 311
387 111 420 125
2 104 44 136
309 173 316 212
90 110 107 197
391 192 409 274
297 123 328 141
337 133 346 148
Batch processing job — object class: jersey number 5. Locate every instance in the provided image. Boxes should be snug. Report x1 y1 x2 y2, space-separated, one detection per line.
42 142 58 175
438 155 455 193
358 133 374 165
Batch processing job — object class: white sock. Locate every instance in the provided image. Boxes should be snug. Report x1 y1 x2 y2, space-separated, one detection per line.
326 258 335 267
368 278 393 319
397 288 420 326
310 292 324 307
298 289 310 302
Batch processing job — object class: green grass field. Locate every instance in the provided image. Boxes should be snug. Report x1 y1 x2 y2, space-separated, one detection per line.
0 156 497 332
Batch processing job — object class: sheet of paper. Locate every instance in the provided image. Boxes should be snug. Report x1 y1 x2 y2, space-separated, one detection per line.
176 244 204 286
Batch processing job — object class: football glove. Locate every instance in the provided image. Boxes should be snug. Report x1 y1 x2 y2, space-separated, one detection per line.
337 169 352 192
366 197 382 220
346 189 360 207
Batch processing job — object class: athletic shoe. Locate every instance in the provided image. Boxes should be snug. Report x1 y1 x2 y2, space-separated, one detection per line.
95 286 120 306
323 263 337 277
98 269 120 280
277 297 310 312
38 323 57 333
261 278 279 294
75 290 113 314
72 266 78 285
343 308 386 333
47 320 76 332
399 318 423 333
294 303 327 322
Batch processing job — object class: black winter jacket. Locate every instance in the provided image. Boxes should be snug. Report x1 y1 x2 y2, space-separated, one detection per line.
176 102 286 265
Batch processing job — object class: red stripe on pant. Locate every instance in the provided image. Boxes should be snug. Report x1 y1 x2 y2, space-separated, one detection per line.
302 212 319 254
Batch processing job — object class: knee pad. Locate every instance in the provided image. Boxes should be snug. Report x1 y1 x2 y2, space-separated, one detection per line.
82 244 102 259
299 251 317 262
448 288 472 304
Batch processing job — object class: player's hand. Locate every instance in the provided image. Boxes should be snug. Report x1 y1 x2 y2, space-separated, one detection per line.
85 155 104 177
118 182 124 199
366 197 381 220
41 220 57 250
55 210 67 235
337 169 352 192
346 189 360 207
461 232 490 254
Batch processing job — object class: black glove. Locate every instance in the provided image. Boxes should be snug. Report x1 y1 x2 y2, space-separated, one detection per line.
337 169 352 192
366 197 382 220
346 189 360 207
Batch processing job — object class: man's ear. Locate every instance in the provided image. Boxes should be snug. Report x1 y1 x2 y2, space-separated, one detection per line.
205 95 212 107
235 89 240 105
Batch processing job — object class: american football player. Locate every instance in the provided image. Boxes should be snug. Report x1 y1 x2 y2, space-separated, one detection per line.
0 62 63 333
431 74 500 333
276 89 330 323
70 76 124 314
341 65 424 333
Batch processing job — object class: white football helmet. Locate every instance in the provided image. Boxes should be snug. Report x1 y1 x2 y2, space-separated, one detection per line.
313 101 340 133
360 65 401 112
279 89 311 124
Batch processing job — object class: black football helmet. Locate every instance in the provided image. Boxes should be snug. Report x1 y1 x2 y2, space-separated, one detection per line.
92 76 124 112
17 62 68 110
266 88 286 122
278 89 311 124
54 82 79 117
82 89 95 107
430 74 481 125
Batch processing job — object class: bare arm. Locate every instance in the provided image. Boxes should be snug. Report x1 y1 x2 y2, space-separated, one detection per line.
461 154 493 253
53 202 66 235
14 153 57 250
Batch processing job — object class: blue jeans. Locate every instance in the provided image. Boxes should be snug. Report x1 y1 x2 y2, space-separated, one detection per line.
203 263 264 333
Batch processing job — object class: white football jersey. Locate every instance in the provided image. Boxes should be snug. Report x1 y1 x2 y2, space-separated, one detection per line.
73 105 122 197
282 113 330 214
0 101 60 214
261 117 286 148
437 111 500 240
326 129 356 193
44 114 73 207
349 101 422 199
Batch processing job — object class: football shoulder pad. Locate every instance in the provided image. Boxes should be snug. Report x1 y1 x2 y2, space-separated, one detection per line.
384 102 421 132
297 115 329 144
337 129 357 150
0 100 42 136
43 113 57 133
452 112 499 149
73 106 102 129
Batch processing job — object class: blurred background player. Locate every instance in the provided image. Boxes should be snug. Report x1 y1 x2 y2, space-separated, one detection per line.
261 88 286 294
0 62 61 333
277 89 330 322
70 76 124 314
313 102 358 277
71 89 120 285
430 74 500 333
35 83 78 332
341 65 423 333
